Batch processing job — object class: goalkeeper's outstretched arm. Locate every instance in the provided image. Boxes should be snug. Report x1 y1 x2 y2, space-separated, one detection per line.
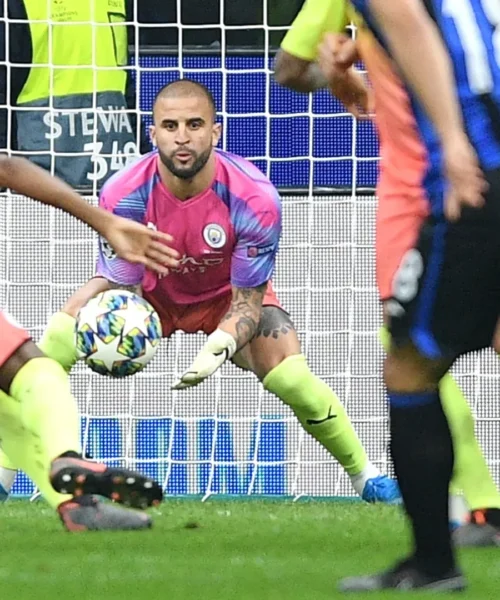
172 283 267 390
61 277 143 319
0 155 179 274
38 277 143 373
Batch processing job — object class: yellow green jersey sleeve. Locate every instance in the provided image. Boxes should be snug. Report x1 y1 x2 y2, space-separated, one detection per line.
280 0 349 61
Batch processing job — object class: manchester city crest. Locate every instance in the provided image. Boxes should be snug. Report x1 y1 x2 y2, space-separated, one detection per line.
203 224 226 249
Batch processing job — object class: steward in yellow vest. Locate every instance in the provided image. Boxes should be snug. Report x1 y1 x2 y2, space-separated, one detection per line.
1 0 148 189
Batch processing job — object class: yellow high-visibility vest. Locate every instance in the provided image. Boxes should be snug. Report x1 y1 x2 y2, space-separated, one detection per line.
16 0 137 189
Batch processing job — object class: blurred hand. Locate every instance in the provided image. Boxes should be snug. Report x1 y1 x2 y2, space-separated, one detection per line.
443 133 487 221
319 32 359 77
329 71 373 120
318 33 373 119
103 215 180 275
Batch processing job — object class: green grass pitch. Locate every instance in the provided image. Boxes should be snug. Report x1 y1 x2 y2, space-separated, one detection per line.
1 500 498 599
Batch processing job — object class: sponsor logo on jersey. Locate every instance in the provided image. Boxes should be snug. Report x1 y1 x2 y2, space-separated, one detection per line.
158 254 225 278
247 244 275 258
203 224 226 249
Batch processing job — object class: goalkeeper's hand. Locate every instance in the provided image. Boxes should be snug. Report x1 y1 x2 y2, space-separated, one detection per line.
172 329 237 390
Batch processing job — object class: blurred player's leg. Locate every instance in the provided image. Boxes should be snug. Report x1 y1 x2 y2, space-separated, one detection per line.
37 311 79 372
441 374 500 544
0 311 77 503
0 450 17 501
377 200 500 541
0 311 161 530
0 385 158 530
380 326 500 536
235 306 400 503
0 388 72 509
384 349 460 584
438 376 500 515
0 389 155 530
342 199 500 591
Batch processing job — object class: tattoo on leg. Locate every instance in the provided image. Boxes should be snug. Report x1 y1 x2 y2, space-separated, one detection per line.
256 307 295 340
220 285 266 348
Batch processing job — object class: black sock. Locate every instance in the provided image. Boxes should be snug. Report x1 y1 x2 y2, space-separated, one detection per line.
389 391 455 577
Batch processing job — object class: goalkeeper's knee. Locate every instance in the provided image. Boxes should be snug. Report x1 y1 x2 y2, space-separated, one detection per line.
38 312 78 372
263 354 332 419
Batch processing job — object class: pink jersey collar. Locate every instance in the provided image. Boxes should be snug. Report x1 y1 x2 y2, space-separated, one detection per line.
154 152 221 208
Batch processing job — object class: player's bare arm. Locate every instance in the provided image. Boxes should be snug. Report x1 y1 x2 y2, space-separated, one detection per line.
317 34 371 119
368 0 486 217
219 284 267 350
172 284 267 390
368 0 461 144
319 32 359 74
0 155 179 274
37 276 144 376
62 278 143 318
102 219 179 275
274 0 371 118
274 0 347 93
274 50 329 92
274 48 370 119
105 281 143 296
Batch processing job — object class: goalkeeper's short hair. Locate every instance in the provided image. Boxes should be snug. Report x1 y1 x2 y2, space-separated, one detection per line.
153 79 217 120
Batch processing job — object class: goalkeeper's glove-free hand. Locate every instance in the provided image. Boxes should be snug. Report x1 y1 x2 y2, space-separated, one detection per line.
172 329 237 390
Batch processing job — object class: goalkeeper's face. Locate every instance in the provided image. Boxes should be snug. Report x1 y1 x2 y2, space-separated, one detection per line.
151 96 221 181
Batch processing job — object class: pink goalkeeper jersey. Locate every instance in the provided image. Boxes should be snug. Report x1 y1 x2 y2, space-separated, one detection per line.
96 149 282 305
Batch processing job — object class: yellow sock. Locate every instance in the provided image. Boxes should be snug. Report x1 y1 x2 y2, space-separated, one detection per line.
440 374 500 510
0 450 16 471
0 388 71 508
0 449 17 497
38 312 78 372
379 326 500 511
263 355 374 484
0 356 81 508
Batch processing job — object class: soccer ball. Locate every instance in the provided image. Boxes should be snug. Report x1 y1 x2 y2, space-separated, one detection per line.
75 290 162 377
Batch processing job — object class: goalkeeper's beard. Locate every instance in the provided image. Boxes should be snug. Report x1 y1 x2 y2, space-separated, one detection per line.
158 146 213 180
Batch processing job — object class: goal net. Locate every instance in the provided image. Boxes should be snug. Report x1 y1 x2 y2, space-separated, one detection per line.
1 2 498 500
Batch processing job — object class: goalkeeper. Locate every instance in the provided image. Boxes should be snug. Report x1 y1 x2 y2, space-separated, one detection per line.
274 0 500 545
0 155 179 529
3 79 401 504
